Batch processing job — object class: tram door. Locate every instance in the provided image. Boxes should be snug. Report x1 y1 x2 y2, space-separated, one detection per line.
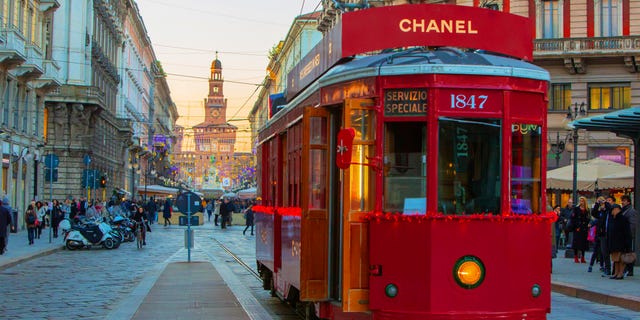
300 107 331 300
342 98 376 312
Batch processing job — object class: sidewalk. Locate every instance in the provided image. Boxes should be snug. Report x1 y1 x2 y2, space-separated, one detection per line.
552 249 640 311
0 228 64 271
2 229 639 314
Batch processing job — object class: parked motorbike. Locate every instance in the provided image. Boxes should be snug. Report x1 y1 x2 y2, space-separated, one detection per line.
111 215 135 242
59 218 119 250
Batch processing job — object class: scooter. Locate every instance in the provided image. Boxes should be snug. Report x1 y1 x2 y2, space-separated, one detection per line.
59 219 119 250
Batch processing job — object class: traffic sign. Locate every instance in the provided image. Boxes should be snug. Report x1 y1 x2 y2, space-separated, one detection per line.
83 154 91 166
44 154 59 169
176 191 203 214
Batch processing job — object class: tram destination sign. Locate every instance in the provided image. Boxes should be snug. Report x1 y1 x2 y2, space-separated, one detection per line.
384 89 428 117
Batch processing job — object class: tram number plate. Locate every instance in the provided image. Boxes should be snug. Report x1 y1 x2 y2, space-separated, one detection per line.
450 94 488 109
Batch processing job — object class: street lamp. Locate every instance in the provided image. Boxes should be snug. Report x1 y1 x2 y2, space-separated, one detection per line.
566 102 586 205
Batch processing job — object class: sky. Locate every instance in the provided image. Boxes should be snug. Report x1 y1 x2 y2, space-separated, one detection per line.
135 0 322 152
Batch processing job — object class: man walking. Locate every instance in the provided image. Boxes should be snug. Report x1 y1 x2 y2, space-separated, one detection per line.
620 195 637 276
0 197 12 254
219 197 234 229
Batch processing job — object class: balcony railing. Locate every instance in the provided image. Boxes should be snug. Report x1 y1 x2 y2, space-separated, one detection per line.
534 36 640 58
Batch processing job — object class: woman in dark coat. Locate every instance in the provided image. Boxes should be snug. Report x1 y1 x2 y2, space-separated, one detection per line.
51 199 64 238
607 204 632 279
570 196 591 263
162 199 172 227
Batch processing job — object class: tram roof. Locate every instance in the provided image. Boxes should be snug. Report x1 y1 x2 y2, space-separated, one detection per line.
320 47 549 85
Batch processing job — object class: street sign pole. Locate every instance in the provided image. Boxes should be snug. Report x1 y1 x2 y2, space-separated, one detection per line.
44 154 59 244
187 192 192 263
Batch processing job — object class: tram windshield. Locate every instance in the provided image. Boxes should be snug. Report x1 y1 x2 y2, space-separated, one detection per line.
438 118 501 214
383 122 426 213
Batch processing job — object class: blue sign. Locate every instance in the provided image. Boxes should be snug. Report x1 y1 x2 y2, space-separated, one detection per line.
44 154 59 169
83 154 91 166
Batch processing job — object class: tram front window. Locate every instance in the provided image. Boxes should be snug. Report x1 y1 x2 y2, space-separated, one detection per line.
383 122 426 213
438 118 501 214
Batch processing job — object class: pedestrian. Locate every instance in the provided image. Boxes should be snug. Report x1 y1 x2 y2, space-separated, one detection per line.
86 201 98 220
146 197 157 224
1 196 13 249
219 197 234 229
206 200 213 222
69 198 78 220
620 195 637 277
24 204 38 245
0 198 11 254
214 199 221 226
553 205 564 252
588 196 610 272
568 196 591 263
51 199 64 238
243 201 254 236
607 204 632 279
163 199 172 227
35 201 47 239
560 199 574 247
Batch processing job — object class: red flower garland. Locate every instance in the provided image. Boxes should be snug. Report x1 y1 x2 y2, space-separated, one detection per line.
252 206 302 217
363 211 558 223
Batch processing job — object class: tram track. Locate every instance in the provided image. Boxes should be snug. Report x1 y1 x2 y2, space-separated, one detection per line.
213 238 262 281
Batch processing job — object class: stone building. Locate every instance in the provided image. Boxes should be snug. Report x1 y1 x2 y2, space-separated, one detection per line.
173 57 247 191
0 0 61 220
44 0 176 202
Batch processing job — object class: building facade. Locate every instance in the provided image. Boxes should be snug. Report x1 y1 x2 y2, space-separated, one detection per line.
1 0 176 228
0 0 61 220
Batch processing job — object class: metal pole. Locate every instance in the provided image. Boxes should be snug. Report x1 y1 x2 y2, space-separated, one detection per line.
555 131 561 168
49 159 53 244
572 128 579 204
187 193 192 262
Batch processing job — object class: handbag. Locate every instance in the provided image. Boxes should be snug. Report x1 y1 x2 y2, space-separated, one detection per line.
622 252 637 264
587 226 596 242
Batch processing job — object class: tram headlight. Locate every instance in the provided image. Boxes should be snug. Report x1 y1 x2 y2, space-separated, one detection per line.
385 283 399 298
453 256 485 289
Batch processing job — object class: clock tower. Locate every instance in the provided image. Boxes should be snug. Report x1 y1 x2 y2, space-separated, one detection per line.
205 52 226 124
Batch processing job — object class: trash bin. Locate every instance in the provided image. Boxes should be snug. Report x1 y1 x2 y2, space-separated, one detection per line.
10 209 18 233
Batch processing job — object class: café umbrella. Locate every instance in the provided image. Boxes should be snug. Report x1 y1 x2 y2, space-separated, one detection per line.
546 157 634 191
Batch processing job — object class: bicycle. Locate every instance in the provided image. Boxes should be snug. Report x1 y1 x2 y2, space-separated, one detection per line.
136 221 146 249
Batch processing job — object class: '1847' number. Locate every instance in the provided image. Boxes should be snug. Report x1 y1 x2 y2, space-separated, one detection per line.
450 94 488 109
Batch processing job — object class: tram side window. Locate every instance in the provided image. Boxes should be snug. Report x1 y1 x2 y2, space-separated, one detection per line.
511 124 542 214
438 118 501 214
383 122 426 213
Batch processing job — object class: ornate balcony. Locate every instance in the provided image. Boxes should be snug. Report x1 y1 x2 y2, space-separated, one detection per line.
534 36 640 57
15 45 44 81
47 85 106 107
534 36 640 73
0 27 27 70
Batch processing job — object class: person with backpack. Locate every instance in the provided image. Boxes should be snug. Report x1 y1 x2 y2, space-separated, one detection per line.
24 204 38 245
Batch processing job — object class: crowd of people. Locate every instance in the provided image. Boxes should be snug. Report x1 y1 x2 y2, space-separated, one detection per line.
554 194 637 279
0 192 257 255
0 195 177 253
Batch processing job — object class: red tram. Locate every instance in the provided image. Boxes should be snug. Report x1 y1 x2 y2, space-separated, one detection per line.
254 4 555 320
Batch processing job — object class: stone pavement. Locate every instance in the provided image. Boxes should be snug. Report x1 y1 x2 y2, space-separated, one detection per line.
2 228 640 316
552 249 640 311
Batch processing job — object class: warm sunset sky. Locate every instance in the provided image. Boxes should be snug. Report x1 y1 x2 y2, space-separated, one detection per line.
135 0 321 151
